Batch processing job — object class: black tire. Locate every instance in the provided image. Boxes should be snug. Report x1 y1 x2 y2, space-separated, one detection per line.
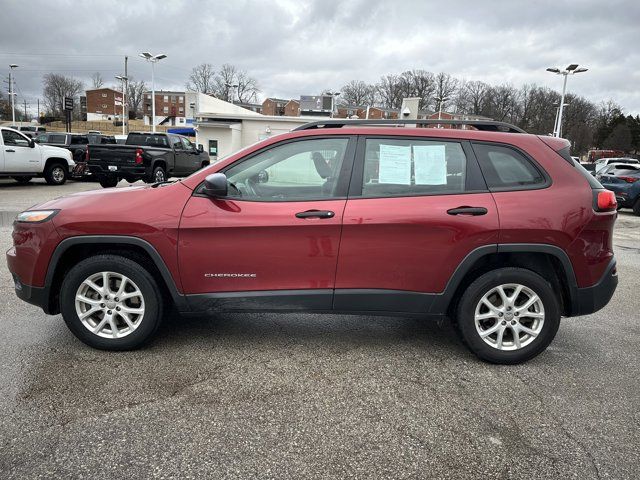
44 162 67 185
633 198 640 216
148 165 167 183
59 255 164 350
455 267 561 364
12 176 33 184
99 176 119 188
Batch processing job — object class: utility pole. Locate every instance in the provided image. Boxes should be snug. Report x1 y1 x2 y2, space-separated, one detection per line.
546 64 588 138
23 99 28 121
37 99 40 120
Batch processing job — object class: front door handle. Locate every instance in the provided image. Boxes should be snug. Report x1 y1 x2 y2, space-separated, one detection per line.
447 206 488 216
295 209 335 219
5 149 15 152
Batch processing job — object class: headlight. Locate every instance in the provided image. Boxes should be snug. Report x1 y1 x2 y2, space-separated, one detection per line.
16 210 59 223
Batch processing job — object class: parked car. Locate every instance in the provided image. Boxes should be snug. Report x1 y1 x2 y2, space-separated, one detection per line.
85 131 210 188
0 127 74 184
19 125 46 138
595 163 640 180
6 119 618 364
594 157 639 173
598 166 640 215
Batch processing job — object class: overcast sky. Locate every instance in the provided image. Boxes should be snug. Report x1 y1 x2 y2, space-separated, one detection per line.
2 0 639 116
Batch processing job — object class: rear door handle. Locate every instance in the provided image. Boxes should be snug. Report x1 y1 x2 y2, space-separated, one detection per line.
447 206 488 216
295 209 335 219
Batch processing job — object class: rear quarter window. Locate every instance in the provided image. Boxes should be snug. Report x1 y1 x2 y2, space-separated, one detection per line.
472 143 546 190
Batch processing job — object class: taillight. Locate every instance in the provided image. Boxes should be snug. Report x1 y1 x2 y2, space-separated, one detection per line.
135 148 143 164
619 176 638 183
85 147 89 162
595 190 617 212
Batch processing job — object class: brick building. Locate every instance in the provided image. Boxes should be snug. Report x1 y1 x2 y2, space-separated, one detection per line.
261 98 288 116
143 90 186 126
85 88 124 121
284 99 300 116
335 105 400 119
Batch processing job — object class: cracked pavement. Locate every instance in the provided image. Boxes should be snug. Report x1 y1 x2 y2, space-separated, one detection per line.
0 178 639 479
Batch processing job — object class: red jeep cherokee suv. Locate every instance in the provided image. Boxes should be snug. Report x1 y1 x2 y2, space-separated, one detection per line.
6 120 618 364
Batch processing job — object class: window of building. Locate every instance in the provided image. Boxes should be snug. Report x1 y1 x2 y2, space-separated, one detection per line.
163 95 168 102
179 107 184 113
472 143 546 190
208 140 218 158
223 138 349 201
146 94 151 99
102 93 107 98
163 106 169 114
361 138 466 197
179 96 184 103
102 104 108 108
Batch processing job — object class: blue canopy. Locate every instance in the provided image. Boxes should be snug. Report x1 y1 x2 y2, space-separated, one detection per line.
167 127 196 137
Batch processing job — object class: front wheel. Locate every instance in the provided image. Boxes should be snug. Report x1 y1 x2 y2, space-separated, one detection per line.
44 163 68 185
633 198 640 216
59 255 164 350
455 268 560 364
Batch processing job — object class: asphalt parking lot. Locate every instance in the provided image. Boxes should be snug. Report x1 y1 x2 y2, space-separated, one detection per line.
0 177 638 479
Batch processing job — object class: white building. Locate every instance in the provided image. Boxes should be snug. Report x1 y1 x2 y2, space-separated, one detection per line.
192 95 324 161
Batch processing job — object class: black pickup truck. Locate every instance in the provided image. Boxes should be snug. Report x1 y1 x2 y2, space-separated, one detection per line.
85 132 210 187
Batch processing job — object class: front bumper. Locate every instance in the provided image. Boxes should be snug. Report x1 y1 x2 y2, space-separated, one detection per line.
11 272 51 313
572 258 618 316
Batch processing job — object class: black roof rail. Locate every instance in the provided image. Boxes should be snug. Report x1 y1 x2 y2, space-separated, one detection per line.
292 118 526 134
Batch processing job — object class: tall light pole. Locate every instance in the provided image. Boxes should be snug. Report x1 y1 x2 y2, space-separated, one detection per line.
115 75 128 135
9 64 18 125
546 64 588 137
225 83 238 103
326 91 340 118
139 52 167 132
435 96 449 128
552 102 570 137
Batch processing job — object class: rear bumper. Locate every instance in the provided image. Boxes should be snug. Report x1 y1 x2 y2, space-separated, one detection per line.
88 164 147 178
571 258 618 316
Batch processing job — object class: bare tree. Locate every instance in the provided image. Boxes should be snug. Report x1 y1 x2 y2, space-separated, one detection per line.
235 69 260 103
376 74 403 109
126 77 147 119
186 63 216 94
398 70 435 111
434 72 458 112
91 72 104 89
340 80 376 106
42 73 83 117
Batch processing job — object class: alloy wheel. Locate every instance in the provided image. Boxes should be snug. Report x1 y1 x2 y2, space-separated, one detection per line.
474 283 545 351
75 271 145 339
52 166 65 183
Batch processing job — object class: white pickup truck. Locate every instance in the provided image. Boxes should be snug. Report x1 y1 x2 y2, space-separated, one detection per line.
0 127 75 185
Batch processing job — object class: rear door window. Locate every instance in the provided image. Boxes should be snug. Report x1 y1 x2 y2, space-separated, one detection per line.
472 143 546 190
359 138 467 197
47 134 67 145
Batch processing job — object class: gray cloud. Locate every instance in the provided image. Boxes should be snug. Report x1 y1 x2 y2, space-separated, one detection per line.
2 0 639 116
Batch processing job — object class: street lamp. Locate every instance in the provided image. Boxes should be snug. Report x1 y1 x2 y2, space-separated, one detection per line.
225 83 238 103
546 64 588 137
115 75 128 135
139 52 167 132
9 64 18 125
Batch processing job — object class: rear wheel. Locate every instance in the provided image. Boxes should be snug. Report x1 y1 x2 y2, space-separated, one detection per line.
149 166 167 183
44 163 67 185
455 268 560 364
99 176 119 188
12 176 33 184
59 255 163 350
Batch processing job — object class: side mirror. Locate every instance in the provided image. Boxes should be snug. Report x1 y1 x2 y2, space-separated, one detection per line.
29 139 35 148
202 173 228 198
197 144 204 153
